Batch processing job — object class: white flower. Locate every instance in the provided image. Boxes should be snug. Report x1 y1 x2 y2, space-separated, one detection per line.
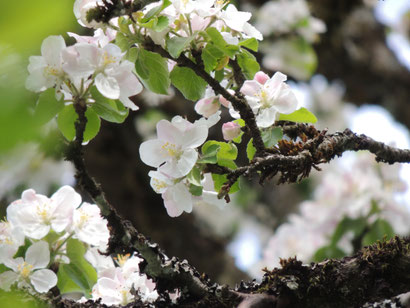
240 71 298 128
0 241 57 293
71 202 110 247
0 221 25 264
62 42 142 110
7 186 80 240
26 36 66 93
85 247 115 274
149 171 193 217
139 116 208 178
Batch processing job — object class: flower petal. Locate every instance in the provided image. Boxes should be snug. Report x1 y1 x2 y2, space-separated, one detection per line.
30 269 57 293
139 139 169 167
95 73 120 99
25 241 50 269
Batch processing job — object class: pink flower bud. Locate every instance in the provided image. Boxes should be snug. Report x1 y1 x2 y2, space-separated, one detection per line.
222 122 241 141
254 71 269 85
219 89 235 108
195 97 220 118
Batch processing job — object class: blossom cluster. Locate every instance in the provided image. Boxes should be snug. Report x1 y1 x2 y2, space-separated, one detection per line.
0 186 158 306
26 33 142 110
139 114 227 217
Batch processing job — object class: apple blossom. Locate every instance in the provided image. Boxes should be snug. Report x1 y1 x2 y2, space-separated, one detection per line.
7 186 80 240
139 116 208 178
240 71 298 128
222 121 241 141
0 220 25 263
74 0 104 28
71 202 110 247
0 241 57 293
25 36 67 94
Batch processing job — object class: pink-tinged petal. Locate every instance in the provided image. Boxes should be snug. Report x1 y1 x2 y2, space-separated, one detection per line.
26 241 50 269
254 71 270 85
265 71 287 90
21 189 39 203
272 85 298 114
62 44 98 77
256 107 277 128
139 139 169 167
171 116 194 132
95 73 120 99
195 97 220 118
176 149 198 177
50 186 80 232
156 120 181 144
41 36 66 67
222 122 241 141
30 269 57 293
0 271 18 291
162 183 192 217
103 44 123 59
180 124 208 149
240 80 262 97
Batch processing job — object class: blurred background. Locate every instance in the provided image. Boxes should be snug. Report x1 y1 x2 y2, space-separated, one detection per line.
1 0 410 286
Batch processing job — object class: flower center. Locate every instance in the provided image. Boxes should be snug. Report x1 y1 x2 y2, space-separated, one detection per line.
152 178 168 193
103 52 117 66
114 253 131 267
77 209 90 229
161 142 181 158
17 262 33 279
44 65 61 77
37 203 51 224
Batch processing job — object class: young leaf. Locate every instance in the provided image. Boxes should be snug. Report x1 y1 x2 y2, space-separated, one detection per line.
246 138 256 161
135 49 170 95
57 105 101 142
189 184 203 196
239 38 259 52
198 143 220 164
362 219 394 246
211 173 240 194
278 107 317 124
261 127 283 147
35 88 64 125
236 50 260 80
170 66 207 101
90 87 129 123
166 35 194 58
187 167 202 186
201 43 225 72
201 141 237 169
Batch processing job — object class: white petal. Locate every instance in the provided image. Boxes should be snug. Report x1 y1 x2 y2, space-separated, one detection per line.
25 69 48 92
256 108 277 128
265 71 287 90
139 139 169 167
176 149 198 176
272 85 298 114
95 73 120 99
27 56 46 74
162 183 192 217
50 186 80 232
156 120 181 144
30 269 57 293
241 80 262 97
0 271 18 291
26 241 50 269
41 36 66 67
180 124 208 149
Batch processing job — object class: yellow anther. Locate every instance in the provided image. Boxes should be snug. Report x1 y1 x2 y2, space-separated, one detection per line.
36 204 51 224
153 178 167 192
76 209 90 229
161 142 179 157
103 52 116 66
44 65 60 77
17 262 33 278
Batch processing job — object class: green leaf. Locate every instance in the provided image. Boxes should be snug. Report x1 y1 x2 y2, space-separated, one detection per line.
362 219 394 246
141 0 171 22
58 238 98 296
90 87 129 123
57 264 84 294
278 107 317 124
234 119 245 127
211 173 240 194
170 66 207 101
34 88 64 125
261 127 283 147
239 38 259 52
115 32 131 52
313 245 346 262
205 27 239 58
153 15 169 32
57 105 101 142
236 50 260 80
246 139 256 161
187 167 202 186
202 141 237 169
198 143 220 164
330 217 367 247
135 49 170 95
189 184 203 196
166 35 194 58
201 43 225 72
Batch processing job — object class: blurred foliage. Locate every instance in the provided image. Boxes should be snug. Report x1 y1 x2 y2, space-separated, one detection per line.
0 1 77 153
